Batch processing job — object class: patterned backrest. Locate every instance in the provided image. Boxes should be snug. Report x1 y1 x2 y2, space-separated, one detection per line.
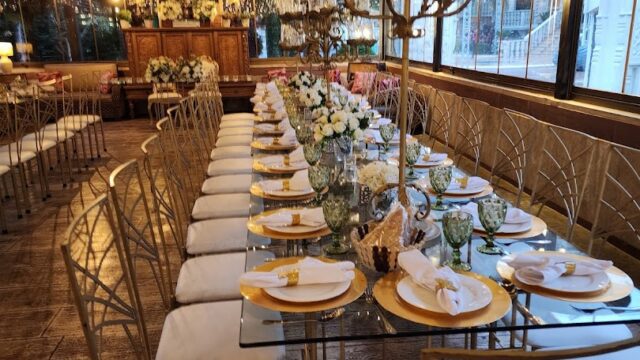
453 97 489 175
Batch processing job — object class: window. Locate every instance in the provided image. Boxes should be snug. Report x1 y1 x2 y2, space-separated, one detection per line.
440 0 563 82
575 0 640 96
0 0 125 62
385 0 436 63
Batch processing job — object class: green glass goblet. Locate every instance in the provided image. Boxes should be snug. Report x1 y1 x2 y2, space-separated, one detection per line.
405 142 422 179
379 123 396 158
476 198 508 255
442 210 473 271
303 142 323 166
429 165 453 211
308 164 331 204
322 194 351 255
295 123 314 145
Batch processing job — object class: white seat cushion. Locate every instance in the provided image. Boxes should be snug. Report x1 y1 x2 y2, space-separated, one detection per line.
148 92 181 101
503 294 632 348
19 137 58 152
220 120 255 129
156 300 285 360
0 165 9 176
201 174 252 194
221 113 261 122
186 217 249 255
175 252 246 303
215 135 253 147
27 126 75 141
191 193 250 220
218 127 254 138
207 158 252 177
0 148 37 165
540 345 640 359
58 114 101 125
210 146 251 161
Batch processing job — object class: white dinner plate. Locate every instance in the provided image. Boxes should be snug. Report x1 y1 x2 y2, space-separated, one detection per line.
516 270 610 293
265 222 327 234
473 220 532 234
267 161 309 171
444 185 487 196
396 275 492 314
264 264 351 303
264 187 315 197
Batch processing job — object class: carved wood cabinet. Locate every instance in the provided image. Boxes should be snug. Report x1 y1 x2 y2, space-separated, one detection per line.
123 28 249 77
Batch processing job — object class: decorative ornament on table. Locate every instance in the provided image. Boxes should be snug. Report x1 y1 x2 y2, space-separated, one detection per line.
144 56 177 83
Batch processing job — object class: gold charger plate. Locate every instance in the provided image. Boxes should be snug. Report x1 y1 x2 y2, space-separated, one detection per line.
251 140 298 151
240 257 367 313
247 208 332 240
426 184 494 199
496 251 634 303
255 117 283 124
373 271 511 328
415 157 455 169
250 183 316 201
472 215 547 239
254 128 285 136
253 161 308 174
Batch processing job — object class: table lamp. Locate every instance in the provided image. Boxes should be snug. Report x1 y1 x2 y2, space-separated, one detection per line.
0 42 14 74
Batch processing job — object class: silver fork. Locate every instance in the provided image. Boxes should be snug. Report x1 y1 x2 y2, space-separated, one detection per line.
364 285 397 334
262 307 345 325
570 305 640 314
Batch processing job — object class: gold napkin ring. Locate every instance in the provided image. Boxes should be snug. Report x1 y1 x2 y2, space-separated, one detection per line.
291 213 301 226
282 179 290 191
563 262 576 276
278 269 299 286
422 154 431 162
456 176 469 189
284 155 290 166
435 278 458 292
272 137 280 145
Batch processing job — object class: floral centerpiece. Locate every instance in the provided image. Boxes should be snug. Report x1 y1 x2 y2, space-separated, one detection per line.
145 56 177 83
176 56 206 82
194 0 217 25
358 161 399 192
288 71 316 91
157 0 182 27
313 108 365 143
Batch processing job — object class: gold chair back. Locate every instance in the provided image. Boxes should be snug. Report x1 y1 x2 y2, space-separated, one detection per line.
453 97 489 175
427 89 457 152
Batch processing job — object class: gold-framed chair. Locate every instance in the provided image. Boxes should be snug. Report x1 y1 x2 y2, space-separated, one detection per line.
147 82 182 123
60 194 151 360
489 109 540 207
588 141 640 257
411 83 433 135
453 97 489 176
528 123 597 242
427 89 458 154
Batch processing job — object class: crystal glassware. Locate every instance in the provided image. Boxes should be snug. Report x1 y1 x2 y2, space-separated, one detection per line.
322 194 350 255
442 210 473 271
476 198 508 255
288 111 300 129
303 142 323 165
429 165 452 211
295 122 314 144
379 123 396 158
405 142 422 179
308 164 331 204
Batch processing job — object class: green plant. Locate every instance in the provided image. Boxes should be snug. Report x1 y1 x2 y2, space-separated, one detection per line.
118 9 132 22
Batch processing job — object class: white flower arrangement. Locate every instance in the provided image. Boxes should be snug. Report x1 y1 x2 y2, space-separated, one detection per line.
176 55 215 82
194 0 217 20
298 79 327 110
145 56 177 83
358 161 399 192
312 107 365 143
288 71 316 91
157 0 182 21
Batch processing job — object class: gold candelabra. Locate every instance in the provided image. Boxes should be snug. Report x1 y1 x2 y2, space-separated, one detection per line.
344 0 472 205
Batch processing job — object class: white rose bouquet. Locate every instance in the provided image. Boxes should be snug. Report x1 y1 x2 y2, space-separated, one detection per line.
298 79 327 110
288 71 316 91
313 107 365 144
145 56 177 83
358 161 399 191
194 0 218 20
157 0 182 21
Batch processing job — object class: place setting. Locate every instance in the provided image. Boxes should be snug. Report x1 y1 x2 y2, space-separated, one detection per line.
496 251 634 303
250 169 316 201
254 119 288 136
247 206 332 240
253 146 309 174
239 256 366 313
251 128 299 151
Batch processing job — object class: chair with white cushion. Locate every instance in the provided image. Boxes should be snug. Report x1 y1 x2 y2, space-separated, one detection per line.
201 174 252 195
148 82 182 123
207 158 253 177
210 145 252 161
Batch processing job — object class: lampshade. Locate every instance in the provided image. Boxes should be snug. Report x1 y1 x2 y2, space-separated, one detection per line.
0 42 13 57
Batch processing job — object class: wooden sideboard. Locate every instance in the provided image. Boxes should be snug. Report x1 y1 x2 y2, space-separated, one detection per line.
123 27 249 77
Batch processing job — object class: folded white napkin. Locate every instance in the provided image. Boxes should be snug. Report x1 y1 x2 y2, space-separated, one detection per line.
369 118 392 128
275 108 287 119
239 257 355 288
265 95 283 105
255 207 325 227
504 253 613 286
260 169 311 192
447 176 489 191
256 83 266 90
265 81 278 93
250 95 264 104
271 100 285 110
259 146 305 166
398 249 464 316
255 123 278 132
461 202 532 225
364 129 407 143
420 152 448 164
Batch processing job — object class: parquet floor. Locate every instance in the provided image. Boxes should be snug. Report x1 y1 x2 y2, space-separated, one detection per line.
0 119 637 359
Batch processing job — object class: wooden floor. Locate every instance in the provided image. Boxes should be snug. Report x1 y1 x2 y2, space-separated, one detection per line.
0 119 637 359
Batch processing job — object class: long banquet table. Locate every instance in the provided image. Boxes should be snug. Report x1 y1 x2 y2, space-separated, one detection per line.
237 90 640 358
